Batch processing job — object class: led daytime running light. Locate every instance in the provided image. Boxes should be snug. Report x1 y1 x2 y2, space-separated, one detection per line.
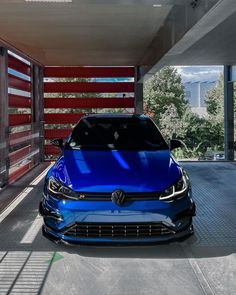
48 177 77 200
160 174 188 200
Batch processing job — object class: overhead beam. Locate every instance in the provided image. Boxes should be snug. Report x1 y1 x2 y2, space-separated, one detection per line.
142 0 236 79
0 38 43 67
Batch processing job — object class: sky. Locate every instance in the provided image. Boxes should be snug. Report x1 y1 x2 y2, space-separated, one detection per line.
96 66 224 84
176 66 223 83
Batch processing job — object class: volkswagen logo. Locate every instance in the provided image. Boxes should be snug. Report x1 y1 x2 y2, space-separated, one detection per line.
111 189 126 205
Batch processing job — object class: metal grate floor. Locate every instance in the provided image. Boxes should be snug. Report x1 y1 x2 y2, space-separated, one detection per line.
0 162 236 295
183 162 236 247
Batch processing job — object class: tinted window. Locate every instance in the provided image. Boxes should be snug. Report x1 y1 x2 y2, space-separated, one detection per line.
66 117 168 151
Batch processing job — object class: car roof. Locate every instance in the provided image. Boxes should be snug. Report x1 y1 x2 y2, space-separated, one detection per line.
81 113 150 120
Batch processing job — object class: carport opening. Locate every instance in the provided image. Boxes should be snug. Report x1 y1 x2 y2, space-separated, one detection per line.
0 49 235 188
143 66 228 162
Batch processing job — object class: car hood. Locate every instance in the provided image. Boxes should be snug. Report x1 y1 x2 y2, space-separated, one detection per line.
51 149 181 193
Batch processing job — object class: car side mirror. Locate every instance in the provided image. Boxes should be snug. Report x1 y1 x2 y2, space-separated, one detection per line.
170 139 182 151
51 138 64 150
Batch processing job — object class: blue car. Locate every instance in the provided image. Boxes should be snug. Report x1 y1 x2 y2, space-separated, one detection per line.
39 114 195 244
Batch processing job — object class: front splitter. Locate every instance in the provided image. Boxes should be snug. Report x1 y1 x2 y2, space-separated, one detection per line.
42 223 194 246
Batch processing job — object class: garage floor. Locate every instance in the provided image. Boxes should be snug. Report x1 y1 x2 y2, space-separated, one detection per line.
0 162 235 295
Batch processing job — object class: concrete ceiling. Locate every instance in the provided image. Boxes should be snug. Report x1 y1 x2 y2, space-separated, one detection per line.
0 0 174 66
1 0 236 75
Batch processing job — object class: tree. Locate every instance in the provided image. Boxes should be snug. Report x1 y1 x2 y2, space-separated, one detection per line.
159 103 185 140
144 66 187 125
181 110 211 156
144 67 235 159
204 74 230 151
180 76 225 157
205 74 224 126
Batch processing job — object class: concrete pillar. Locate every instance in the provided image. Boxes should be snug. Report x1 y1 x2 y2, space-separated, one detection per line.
224 65 234 161
134 66 143 114
0 47 9 187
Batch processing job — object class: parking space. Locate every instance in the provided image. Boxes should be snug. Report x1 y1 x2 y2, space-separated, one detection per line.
0 162 235 294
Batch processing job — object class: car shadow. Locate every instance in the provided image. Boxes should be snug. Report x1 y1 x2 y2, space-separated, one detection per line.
60 233 236 259
1 227 235 260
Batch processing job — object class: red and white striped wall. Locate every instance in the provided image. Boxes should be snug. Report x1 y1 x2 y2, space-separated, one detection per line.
43 66 135 157
0 44 142 185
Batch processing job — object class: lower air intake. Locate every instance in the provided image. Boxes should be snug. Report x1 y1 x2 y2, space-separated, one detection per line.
64 223 174 239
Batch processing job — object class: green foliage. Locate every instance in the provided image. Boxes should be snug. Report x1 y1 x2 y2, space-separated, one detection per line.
205 77 224 116
181 110 215 157
203 73 236 156
205 75 224 128
158 103 185 141
144 66 187 125
144 66 226 159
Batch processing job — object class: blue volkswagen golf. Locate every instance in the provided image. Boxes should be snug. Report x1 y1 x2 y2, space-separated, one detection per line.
39 114 195 244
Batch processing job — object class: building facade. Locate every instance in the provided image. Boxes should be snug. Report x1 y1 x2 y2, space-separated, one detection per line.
184 81 216 116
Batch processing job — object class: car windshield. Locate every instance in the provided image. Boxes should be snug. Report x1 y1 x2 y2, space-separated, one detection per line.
66 116 168 151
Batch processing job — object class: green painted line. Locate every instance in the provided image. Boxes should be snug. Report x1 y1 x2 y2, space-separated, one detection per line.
46 252 64 264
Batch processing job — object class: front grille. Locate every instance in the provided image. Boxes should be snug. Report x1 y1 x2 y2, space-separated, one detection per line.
64 223 174 239
74 192 161 201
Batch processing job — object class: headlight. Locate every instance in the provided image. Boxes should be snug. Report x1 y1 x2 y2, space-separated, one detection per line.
47 177 77 200
160 171 189 201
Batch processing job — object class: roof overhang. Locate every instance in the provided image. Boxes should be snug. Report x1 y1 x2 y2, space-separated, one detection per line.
0 0 174 66
0 0 236 80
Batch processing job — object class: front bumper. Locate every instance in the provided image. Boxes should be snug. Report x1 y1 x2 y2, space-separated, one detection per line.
42 222 194 245
39 191 196 244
